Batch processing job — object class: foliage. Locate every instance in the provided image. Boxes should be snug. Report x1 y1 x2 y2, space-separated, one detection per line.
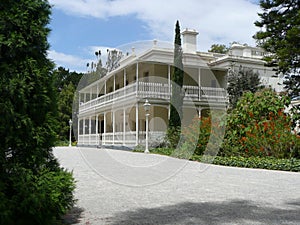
53 67 83 92
254 0 300 129
165 126 181 148
57 83 76 142
227 65 261 108
221 89 300 158
0 166 75 225
0 0 75 223
169 20 184 128
208 44 228 54
210 156 300 172
181 115 224 156
168 20 184 146
134 148 300 172
1 0 57 170
254 0 300 76
239 110 300 158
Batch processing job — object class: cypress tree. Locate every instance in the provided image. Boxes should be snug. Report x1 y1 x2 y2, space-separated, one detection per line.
168 20 184 147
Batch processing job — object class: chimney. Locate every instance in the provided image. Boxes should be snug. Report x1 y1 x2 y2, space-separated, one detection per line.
181 28 198 53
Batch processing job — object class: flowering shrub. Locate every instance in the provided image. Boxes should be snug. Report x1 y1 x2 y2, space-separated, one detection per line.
181 112 225 156
221 89 300 158
240 110 300 158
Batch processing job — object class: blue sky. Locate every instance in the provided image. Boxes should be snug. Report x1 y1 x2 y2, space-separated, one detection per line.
48 0 261 72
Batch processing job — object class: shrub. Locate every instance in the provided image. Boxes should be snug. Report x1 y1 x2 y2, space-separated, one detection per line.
0 166 76 225
211 156 300 172
221 89 300 158
181 112 225 157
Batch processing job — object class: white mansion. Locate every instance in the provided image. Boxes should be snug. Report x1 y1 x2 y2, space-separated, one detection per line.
76 29 282 147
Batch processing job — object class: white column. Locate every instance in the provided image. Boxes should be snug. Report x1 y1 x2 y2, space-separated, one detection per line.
90 88 93 100
112 111 115 145
105 80 107 94
136 62 139 96
83 118 86 144
124 69 127 96
78 118 80 144
136 103 139 145
123 108 126 145
198 68 201 100
103 112 106 145
198 107 201 118
96 114 99 145
79 92 81 105
89 116 92 145
168 64 171 95
124 69 126 87
84 93 86 103
113 75 116 91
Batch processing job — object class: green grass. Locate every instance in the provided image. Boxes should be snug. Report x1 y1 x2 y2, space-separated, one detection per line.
55 140 77 147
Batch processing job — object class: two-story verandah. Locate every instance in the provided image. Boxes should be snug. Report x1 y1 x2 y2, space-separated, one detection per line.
77 47 227 147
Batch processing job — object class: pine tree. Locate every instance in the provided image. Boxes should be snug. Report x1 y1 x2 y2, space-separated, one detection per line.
254 0 300 96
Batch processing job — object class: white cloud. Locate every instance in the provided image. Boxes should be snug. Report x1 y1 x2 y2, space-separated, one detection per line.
49 0 261 50
47 50 92 72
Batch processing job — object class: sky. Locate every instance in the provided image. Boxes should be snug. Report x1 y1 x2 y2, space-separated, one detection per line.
47 0 261 73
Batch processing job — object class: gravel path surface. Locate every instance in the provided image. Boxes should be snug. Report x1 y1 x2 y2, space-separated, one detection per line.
53 146 300 225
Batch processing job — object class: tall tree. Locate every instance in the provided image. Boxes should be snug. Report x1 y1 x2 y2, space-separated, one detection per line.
0 0 57 170
57 83 76 142
169 20 184 128
168 20 184 147
53 66 83 91
208 44 228 54
254 0 300 96
0 1 74 223
227 66 261 108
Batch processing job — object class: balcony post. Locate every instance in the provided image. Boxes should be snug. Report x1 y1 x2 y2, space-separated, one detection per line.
113 74 116 91
89 116 92 145
136 62 139 96
124 69 126 96
198 68 201 100
123 108 126 145
83 118 86 145
136 103 139 146
78 118 80 144
96 114 99 145
168 64 171 95
112 111 115 145
79 92 81 105
103 112 106 145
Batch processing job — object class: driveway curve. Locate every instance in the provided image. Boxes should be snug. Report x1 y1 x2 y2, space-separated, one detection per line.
53 147 300 225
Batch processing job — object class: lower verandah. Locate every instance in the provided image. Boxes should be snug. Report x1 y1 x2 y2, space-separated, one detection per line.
77 104 201 147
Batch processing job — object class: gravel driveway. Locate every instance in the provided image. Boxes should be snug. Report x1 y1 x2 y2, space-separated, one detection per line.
53 146 300 225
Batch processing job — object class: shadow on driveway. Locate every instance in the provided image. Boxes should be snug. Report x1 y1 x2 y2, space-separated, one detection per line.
109 199 300 225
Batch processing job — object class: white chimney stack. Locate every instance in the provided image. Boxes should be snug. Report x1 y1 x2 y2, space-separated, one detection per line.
181 28 198 53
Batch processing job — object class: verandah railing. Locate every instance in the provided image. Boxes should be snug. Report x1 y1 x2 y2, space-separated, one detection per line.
79 81 227 112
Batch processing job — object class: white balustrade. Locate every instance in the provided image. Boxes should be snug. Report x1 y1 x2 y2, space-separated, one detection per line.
79 81 227 112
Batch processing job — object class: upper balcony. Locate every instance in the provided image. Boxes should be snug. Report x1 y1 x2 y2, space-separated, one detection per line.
79 81 227 113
